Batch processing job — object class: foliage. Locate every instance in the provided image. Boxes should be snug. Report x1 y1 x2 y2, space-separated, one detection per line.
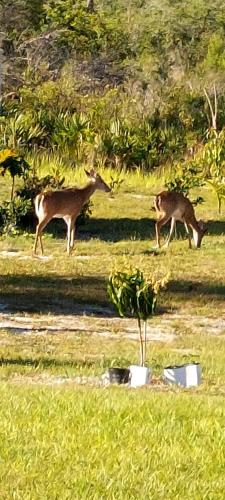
108 265 169 366
108 171 124 195
1 0 225 172
0 148 31 200
42 0 133 61
207 179 225 214
0 198 32 235
16 170 65 203
165 161 205 205
0 149 30 179
202 129 225 212
203 129 225 178
203 32 225 71
0 114 45 150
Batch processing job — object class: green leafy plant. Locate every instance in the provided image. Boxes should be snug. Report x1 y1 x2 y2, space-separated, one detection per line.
202 130 225 213
108 266 169 366
0 114 45 151
207 179 225 214
165 162 205 206
0 198 32 236
203 129 225 179
0 149 31 200
109 171 124 195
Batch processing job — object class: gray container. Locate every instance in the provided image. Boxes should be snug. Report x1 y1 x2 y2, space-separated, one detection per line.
163 363 201 388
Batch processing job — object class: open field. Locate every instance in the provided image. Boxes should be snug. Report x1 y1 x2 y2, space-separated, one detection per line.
0 166 225 498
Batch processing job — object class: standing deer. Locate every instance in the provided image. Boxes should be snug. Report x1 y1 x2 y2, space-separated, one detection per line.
33 169 111 255
154 191 207 249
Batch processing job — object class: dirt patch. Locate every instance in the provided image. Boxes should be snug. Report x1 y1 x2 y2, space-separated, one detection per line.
0 251 53 261
0 310 174 342
8 372 169 390
0 309 224 341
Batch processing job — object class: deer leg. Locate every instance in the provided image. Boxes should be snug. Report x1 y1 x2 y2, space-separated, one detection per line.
64 217 72 255
69 218 76 251
155 215 171 248
33 228 40 255
163 217 176 247
184 221 192 249
33 217 51 255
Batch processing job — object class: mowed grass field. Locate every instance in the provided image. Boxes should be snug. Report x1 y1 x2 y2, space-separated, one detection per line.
0 163 225 499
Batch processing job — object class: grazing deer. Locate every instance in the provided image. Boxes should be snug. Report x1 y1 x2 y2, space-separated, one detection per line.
154 191 207 249
33 169 111 256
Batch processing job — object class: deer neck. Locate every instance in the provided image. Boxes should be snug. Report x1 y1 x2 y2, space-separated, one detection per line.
81 181 97 205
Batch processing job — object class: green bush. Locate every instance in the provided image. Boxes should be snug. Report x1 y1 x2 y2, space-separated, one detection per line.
165 161 205 205
0 198 32 236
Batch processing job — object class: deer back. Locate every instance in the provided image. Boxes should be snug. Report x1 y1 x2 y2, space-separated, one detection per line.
35 187 92 219
155 191 193 220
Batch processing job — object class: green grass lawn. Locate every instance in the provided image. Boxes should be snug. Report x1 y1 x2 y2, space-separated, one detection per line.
0 165 225 498
1 385 225 499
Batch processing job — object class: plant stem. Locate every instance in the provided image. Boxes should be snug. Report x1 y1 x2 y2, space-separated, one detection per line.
218 196 221 214
144 320 147 365
11 176 15 201
138 317 144 366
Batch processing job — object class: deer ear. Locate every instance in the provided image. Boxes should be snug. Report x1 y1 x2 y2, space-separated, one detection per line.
84 168 96 178
89 168 96 177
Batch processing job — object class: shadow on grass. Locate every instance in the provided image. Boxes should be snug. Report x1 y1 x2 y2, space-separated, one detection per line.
79 217 155 242
82 218 225 240
37 217 225 243
0 273 225 317
0 274 112 315
0 356 98 369
168 279 225 299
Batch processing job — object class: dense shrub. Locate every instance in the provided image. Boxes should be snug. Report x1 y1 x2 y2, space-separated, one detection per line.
1 0 225 171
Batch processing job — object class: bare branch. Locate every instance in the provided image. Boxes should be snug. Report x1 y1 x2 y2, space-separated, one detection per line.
204 85 217 131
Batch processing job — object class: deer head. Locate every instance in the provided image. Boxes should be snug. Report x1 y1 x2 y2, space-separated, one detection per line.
84 169 111 193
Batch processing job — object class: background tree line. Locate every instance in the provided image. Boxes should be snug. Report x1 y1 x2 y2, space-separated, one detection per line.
0 0 225 170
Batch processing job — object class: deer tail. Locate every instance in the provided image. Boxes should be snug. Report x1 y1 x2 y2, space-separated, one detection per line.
154 194 161 212
34 193 44 218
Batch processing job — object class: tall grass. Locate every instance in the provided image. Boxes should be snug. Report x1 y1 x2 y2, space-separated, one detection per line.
27 152 160 193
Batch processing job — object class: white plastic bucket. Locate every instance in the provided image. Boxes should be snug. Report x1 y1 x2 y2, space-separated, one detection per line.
129 365 151 388
163 363 201 388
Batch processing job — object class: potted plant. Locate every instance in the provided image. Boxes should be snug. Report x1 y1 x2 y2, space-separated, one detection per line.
108 265 168 387
108 366 130 385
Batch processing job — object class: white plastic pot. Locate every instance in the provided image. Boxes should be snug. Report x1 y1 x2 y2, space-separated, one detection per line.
163 363 201 388
129 365 151 388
